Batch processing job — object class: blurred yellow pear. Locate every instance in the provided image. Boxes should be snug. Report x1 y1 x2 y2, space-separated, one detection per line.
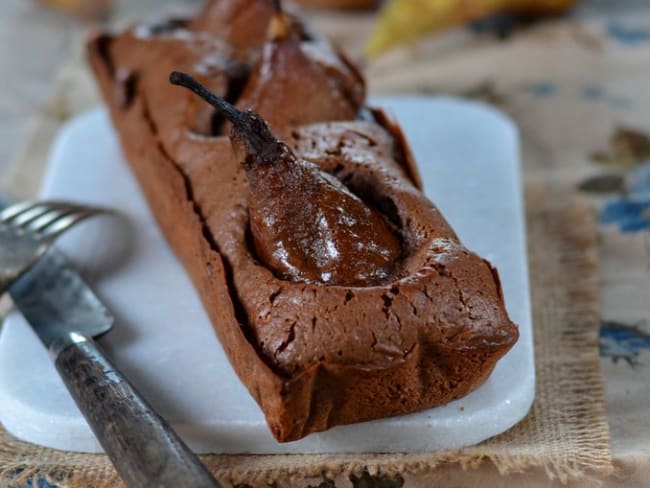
36 0 113 20
367 0 579 56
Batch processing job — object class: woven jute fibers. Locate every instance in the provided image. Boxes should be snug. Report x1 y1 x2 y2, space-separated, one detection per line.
0 177 612 487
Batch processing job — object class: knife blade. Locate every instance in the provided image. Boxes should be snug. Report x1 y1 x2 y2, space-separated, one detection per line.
9 250 221 488
10 250 112 351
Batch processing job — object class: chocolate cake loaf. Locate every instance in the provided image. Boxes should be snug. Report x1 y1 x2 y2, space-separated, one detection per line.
87 0 519 442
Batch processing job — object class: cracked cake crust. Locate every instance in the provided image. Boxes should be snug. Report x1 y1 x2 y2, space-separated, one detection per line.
87 0 519 442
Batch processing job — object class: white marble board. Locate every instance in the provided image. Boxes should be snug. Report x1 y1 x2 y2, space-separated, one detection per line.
0 97 534 454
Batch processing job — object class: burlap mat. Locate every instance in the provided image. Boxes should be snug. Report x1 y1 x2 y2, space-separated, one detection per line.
0 54 612 487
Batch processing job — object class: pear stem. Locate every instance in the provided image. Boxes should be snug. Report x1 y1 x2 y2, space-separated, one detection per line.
170 71 242 125
169 71 284 165
270 0 288 40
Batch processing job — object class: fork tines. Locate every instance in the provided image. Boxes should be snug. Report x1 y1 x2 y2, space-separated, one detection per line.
0 201 106 238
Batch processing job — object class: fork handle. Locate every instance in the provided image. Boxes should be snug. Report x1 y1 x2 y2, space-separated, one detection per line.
52 332 222 488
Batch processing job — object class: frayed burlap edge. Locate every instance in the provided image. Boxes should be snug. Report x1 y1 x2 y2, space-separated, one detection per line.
0 182 612 488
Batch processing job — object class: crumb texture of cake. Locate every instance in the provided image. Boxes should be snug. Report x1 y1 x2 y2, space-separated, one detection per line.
87 0 519 442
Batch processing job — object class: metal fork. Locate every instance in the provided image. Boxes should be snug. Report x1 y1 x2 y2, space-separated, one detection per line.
0 201 106 295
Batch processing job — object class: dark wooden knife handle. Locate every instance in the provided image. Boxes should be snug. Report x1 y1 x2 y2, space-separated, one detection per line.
53 332 221 488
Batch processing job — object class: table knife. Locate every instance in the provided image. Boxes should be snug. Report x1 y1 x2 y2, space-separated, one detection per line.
9 250 221 488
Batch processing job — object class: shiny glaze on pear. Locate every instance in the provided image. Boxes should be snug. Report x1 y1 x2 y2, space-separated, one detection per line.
170 71 401 286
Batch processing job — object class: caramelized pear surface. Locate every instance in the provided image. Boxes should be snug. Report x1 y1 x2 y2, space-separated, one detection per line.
170 71 401 286
234 4 365 131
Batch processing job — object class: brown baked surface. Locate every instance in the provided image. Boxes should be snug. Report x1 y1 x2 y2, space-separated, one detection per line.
87 0 519 442
289 0 380 11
